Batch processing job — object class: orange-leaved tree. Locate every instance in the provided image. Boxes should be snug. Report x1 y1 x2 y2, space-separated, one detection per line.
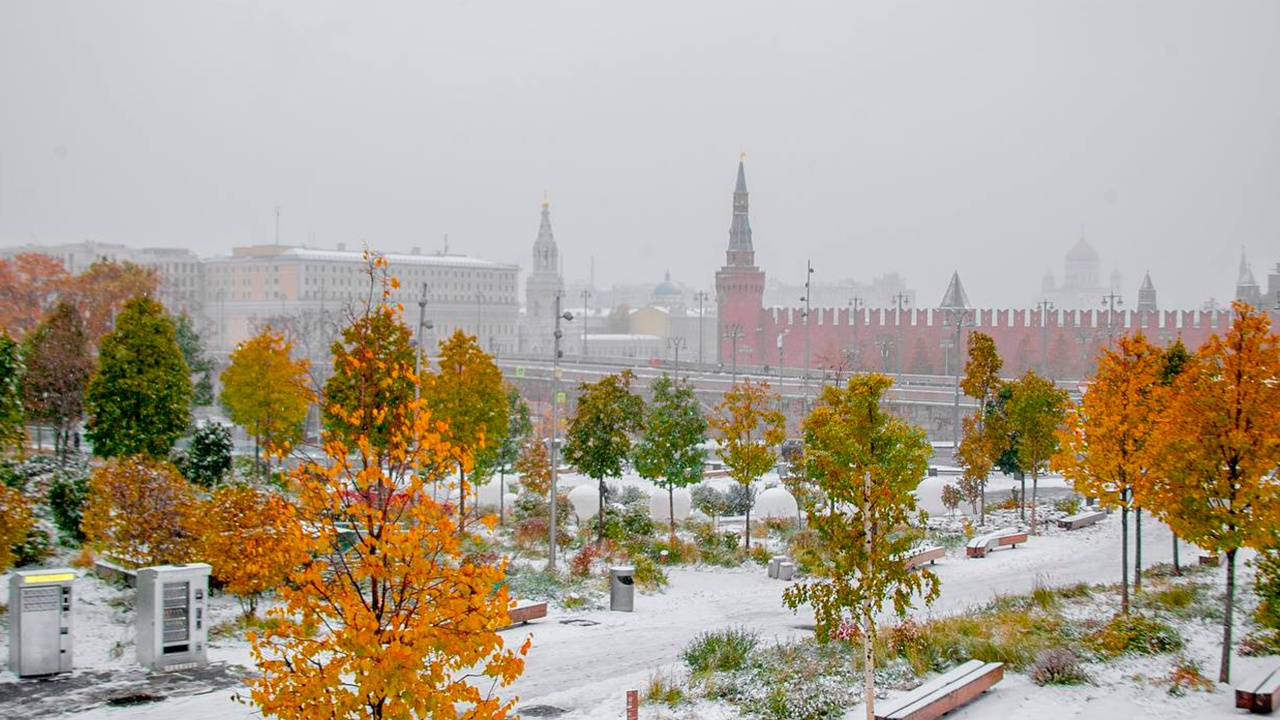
62 259 159 350
709 379 785 550
1053 333 1163 614
1146 302 1280 683
194 483 308 618
220 327 312 473
0 252 69 339
247 256 527 720
81 456 198 569
419 329 508 534
0 484 34 573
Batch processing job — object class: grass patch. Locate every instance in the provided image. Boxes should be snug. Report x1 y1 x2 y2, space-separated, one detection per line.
1085 613 1183 658
644 669 684 707
683 626 758 678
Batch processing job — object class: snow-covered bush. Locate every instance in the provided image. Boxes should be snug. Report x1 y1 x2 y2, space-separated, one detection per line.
1029 647 1089 685
683 626 758 677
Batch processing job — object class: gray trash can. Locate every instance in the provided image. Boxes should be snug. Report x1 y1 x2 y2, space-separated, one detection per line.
778 561 795 582
610 566 635 612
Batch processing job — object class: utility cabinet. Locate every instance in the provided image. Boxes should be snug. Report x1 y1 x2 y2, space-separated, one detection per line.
8 569 75 677
136 563 211 671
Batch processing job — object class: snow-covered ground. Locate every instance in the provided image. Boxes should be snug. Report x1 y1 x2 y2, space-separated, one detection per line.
0 470 1263 719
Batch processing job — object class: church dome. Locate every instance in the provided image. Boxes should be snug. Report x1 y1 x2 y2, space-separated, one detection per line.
653 271 680 298
1066 237 1099 263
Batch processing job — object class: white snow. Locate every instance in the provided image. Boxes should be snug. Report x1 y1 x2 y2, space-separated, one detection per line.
1 469 1263 720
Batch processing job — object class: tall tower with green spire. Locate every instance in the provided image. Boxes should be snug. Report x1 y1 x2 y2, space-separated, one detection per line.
522 198 564 354
714 155 766 366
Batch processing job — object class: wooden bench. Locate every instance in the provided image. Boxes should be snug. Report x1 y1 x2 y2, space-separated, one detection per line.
875 659 1004 720
503 600 548 628
1236 660 1280 713
965 529 1029 558
1057 510 1107 530
904 545 945 570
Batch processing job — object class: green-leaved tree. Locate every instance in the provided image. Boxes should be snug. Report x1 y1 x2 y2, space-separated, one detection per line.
562 370 644 547
634 375 707 543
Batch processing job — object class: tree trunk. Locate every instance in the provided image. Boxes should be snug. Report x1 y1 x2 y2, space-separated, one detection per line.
1173 535 1181 576
979 478 987 526
596 478 606 549
1030 471 1039 534
458 467 467 536
862 469 875 720
1120 505 1130 614
1134 508 1143 594
744 495 752 550
668 486 676 545
1221 548 1238 683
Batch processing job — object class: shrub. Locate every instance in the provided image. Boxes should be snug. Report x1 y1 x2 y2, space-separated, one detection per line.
1142 584 1203 618
179 420 234 487
989 490 1021 511
683 626 759 677
81 457 199 569
630 553 667 590
1052 496 1082 515
47 470 90 542
748 544 772 566
569 544 598 578
1166 656 1213 696
12 524 53 567
644 669 684 707
1253 545 1280 631
690 484 730 521
1085 613 1183 658
1029 647 1089 686
0 484 33 573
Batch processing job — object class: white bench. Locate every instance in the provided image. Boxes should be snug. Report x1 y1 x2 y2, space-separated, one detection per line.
904 545 945 570
1057 510 1107 530
874 659 1004 720
965 529 1028 558
1236 660 1280 713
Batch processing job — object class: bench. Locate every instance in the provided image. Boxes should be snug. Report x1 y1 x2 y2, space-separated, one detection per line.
965 529 1029 558
904 545 945 570
1057 510 1107 530
874 659 1004 720
503 600 548 628
1236 660 1280 713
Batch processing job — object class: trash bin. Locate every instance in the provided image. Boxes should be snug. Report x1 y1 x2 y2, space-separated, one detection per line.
768 555 788 579
9 568 75 677
778 562 795 582
610 566 635 612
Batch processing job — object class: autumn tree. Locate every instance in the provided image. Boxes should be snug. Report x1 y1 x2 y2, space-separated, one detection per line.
0 331 24 455
708 379 785 549
782 374 939 720
0 484 34 573
563 370 645 547
956 331 1003 521
0 252 69 339
81 457 198 568
1005 371 1067 534
515 437 552 497
634 375 708 543
1159 338 1193 575
221 327 312 472
248 274 527 720
1053 333 1163 613
1147 302 1280 683
85 296 191 459
420 330 508 533
195 483 308 617
62 260 159 349
21 301 93 462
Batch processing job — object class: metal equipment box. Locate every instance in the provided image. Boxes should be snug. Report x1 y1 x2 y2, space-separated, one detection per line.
136 563 211 671
8 568 75 677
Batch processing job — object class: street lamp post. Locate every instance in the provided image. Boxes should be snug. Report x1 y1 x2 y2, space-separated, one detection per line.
580 288 593 359
876 336 892 373
549 292 574 571
801 260 814 406
694 290 709 369
724 323 744 383
776 329 788 412
1037 299 1055 375
667 336 686 379
847 296 863 370
892 292 910 377
944 308 973 451
415 283 433 382
1102 292 1124 347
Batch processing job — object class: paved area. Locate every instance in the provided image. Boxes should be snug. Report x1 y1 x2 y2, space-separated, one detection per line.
0 662 252 719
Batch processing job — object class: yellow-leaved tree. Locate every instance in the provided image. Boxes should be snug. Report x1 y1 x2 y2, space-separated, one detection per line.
81 456 198 569
709 379 785 550
220 327 313 474
195 483 308 618
0 484 33 573
247 255 527 720
1146 301 1280 683
1053 333 1163 614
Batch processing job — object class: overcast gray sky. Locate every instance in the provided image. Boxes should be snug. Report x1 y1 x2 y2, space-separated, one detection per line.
1 1 1277 309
